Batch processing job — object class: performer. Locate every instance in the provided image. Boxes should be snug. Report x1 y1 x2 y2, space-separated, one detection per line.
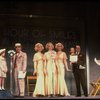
0 49 8 90
69 47 77 71
44 42 57 97
70 45 88 97
33 43 45 97
94 58 100 65
55 43 70 96
13 43 27 97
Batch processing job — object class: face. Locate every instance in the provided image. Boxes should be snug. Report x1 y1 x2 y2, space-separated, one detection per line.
57 45 62 51
70 48 75 53
1 52 6 57
38 46 43 52
48 44 53 50
76 45 81 52
15 46 22 53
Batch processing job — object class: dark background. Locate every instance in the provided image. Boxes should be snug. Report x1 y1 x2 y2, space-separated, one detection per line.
0 1 100 95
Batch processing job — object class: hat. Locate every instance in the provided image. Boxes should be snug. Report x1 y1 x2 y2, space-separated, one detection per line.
0 49 6 54
15 43 22 47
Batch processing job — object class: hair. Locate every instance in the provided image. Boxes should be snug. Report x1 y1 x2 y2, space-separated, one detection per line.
45 42 54 50
76 45 80 48
70 47 75 51
55 42 64 50
70 47 75 54
34 43 44 51
0 49 6 56
14 43 22 49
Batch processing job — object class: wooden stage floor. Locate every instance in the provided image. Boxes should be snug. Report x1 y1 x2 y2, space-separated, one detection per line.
6 95 100 99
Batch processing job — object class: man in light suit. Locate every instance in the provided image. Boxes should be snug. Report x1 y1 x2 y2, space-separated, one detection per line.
13 43 27 97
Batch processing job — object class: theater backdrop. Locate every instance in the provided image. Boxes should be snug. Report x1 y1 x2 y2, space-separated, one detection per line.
0 1 100 95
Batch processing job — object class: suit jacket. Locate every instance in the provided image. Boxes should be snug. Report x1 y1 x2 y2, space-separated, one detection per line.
72 52 86 71
77 52 86 67
13 51 27 71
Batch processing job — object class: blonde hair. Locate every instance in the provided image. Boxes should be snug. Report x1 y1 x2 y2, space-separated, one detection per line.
34 43 44 51
55 42 64 50
45 42 54 50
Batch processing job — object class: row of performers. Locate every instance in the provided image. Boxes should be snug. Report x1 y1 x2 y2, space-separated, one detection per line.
0 42 88 97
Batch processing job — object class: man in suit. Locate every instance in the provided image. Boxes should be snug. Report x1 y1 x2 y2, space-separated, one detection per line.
71 45 88 97
13 43 27 97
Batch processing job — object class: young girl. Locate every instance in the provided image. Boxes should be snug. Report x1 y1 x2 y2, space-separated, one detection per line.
0 49 8 90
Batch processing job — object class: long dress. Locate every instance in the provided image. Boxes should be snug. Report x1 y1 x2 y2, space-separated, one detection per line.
33 52 45 96
44 50 58 95
56 52 70 96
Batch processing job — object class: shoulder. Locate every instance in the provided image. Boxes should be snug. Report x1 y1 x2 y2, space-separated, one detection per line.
79 52 85 56
44 52 48 55
34 52 38 56
63 52 67 55
0 57 2 62
21 51 27 57
52 50 56 55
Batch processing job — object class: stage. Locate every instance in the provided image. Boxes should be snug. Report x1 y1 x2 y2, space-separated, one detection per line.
5 95 100 99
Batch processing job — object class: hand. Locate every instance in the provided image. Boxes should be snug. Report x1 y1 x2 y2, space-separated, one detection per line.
57 69 60 74
70 62 72 65
71 61 77 63
44 70 47 75
94 57 97 62
3 70 7 73
23 70 26 73
67 69 71 71
33 71 37 76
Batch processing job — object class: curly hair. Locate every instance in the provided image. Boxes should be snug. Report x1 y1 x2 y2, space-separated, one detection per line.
55 42 64 50
34 43 44 51
45 42 54 50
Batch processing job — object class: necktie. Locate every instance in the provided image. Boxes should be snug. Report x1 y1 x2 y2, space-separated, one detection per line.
14 54 18 68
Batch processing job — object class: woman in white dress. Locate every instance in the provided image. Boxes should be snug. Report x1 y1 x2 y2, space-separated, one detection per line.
44 42 58 96
0 49 8 90
55 43 70 96
33 43 45 97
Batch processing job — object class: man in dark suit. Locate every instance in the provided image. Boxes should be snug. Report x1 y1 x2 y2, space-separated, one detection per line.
71 45 88 97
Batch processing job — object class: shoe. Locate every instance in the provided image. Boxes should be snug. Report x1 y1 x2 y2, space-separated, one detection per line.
84 94 88 97
33 94 36 97
76 95 81 97
65 93 70 97
19 96 24 98
48 95 51 97
13 95 19 97
2 87 5 90
0 87 2 90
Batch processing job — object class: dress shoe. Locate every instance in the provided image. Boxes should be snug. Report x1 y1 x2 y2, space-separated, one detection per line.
76 95 81 97
2 87 5 90
84 94 88 97
13 95 19 97
19 96 24 98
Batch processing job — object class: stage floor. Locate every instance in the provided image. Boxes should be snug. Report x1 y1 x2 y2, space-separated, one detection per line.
8 95 100 99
